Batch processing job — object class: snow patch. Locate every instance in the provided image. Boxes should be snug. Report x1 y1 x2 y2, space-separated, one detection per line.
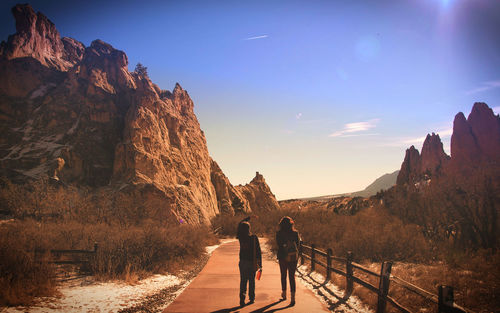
4 274 182 313
297 265 373 313
30 83 56 99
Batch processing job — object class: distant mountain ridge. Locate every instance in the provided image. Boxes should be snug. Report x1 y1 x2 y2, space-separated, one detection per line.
288 170 399 201
350 170 399 197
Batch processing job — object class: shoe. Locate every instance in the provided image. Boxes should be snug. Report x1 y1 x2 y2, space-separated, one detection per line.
280 290 286 300
249 299 255 304
240 295 245 307
290 291 295 306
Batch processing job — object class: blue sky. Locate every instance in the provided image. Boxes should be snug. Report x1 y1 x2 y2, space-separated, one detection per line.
1 0 499 199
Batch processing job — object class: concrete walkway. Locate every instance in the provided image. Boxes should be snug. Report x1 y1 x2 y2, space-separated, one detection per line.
164 239 329 313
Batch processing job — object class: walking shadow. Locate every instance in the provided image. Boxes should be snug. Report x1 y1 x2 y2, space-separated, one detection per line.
211 304 242 313
296 268 354 311
249 299 293 313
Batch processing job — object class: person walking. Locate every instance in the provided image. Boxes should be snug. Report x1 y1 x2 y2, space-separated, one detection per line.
276 216 300 305
237 216 262 306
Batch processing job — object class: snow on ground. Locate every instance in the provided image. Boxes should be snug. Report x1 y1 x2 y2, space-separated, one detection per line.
2 242 225 313
297 265 373 313
3 274 181 313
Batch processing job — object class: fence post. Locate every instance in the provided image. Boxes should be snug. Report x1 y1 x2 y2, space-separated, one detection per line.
299 241 304 265
326 248 332 281
94 242 99 253
311 244 316 272
376 261 392 313
345 251 354 298
438 285 455 313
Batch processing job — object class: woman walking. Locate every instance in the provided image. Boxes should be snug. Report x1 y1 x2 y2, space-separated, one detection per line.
237 216 262 306
276 216 300 305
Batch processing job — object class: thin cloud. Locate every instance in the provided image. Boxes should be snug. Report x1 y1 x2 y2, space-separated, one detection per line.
329 119 380 137
295 113 302 120
465 80 500 95
493 106 500 115
243 35 268 41
380 127 453 148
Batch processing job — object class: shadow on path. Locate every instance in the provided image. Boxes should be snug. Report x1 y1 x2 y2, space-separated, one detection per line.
249 299 296 313
210 304 242 313
296 268 353 311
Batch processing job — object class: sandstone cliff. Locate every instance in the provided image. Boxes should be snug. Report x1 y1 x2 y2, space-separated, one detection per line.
0 4 278 224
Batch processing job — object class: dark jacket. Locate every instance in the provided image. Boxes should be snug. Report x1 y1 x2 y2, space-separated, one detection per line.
276 230 300 260
238 217 262 268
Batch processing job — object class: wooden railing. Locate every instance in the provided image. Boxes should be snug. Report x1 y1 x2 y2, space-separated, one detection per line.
35 243 98 277
299 243 473 313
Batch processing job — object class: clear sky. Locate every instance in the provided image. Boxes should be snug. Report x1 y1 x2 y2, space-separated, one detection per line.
1 0 499 199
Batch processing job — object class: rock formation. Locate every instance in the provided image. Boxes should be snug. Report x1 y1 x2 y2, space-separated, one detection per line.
451 102 500 169
0 4 278 224
396 102 499 187
210 160 252 214
396 145 421 186
235 172 280 212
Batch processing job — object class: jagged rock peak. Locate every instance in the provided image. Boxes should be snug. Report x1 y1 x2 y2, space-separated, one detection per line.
250 171 265 184
469 102 496 120
396 145 421 185
451 102 500 165
420 132 449 175
1 4 82 70
171 82 194 114
235 171 280 212
173 82 184 94
12 4 60 38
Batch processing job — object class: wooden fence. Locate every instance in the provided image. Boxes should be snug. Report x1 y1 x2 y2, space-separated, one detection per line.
35 243 98 279
299 243 472 313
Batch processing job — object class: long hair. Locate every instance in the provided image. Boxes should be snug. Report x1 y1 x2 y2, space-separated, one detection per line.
237 221 251 239
278 216 295 233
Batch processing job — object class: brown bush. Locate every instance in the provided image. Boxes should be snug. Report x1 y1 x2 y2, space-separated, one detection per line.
213 206 432 262
0 179 218 306
0 221 56 306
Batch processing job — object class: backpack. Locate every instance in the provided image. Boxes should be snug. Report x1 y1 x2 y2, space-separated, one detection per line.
284 238 298 262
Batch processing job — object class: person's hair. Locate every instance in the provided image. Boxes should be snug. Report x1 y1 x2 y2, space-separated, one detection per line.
237 221 251 239
278 216 295 232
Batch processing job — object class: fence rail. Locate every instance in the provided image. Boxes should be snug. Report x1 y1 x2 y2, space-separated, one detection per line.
35 243 98 278
299 243 472 313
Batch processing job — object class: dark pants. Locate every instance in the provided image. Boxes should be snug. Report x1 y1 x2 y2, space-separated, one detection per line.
239 260 256 301
279 259 297 292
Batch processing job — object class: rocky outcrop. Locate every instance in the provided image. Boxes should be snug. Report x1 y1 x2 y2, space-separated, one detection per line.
396 133 450 186
420 133 449 176
210 160 251 214
451 102 500 168
397 102 499 187
396 145 421 185
0 4 279 224
0 4 83 71
235 172 280 212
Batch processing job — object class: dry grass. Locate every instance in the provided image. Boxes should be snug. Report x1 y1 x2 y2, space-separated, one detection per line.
213 206 431 262
0 179 218 306
0 219 217 306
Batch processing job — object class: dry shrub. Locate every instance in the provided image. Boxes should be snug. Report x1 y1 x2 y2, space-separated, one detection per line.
0 221 56 306
0 218 217 306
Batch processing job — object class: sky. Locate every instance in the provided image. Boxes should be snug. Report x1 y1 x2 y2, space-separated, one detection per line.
1 0 499 200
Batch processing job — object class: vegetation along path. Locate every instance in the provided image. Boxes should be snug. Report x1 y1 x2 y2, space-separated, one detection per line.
163 239 330 313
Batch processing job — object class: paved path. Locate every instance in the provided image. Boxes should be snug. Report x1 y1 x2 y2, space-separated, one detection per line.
164 239 329 313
